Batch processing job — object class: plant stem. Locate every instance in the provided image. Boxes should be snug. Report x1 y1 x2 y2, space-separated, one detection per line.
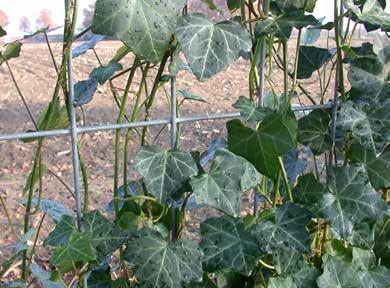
278 157 293 202
113 58 140 216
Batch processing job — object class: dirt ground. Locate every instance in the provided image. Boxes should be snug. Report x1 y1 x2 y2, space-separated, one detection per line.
0 39 338 282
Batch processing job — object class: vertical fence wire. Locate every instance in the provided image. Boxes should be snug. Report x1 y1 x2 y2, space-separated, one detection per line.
329 0 344 167
170 58 178 241
65 0 82 230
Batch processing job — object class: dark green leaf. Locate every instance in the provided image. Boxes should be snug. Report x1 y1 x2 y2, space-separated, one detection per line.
0 25 6 37
0 42 22 65
273 249 320 288
275 0 317 12
233 96 273 123
134 146 198 203
297 46 333 79
293 173 325 213
298 109 332 155
200 215 262 275
227 113 297 179
82 211 129 262
317 255 362 288
252 203 312 252
74 79 98 107
366 145 390 189
227 0 240 11
269 277 297 288
318 166 386 238
176 14 251 81
90 62 123 85
124 228 203 288
190 149 261 216
51 231 96 267
92 0 186 62
44 215 75 247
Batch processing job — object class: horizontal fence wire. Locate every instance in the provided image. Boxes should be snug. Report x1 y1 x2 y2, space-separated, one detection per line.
0 103 333 142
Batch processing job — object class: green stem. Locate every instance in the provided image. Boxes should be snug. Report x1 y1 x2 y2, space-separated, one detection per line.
278 157 293 202
273 171 281 208
334 0 346 101
113 58 140 216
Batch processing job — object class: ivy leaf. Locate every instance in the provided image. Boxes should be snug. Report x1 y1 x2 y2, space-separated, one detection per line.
227 113 297 179
297 46 334 79
51 231 96 267
30 263 66 288
268 277 297 288
200 215 262 275
29 199 72 223
44 215 75 247
318 166 386 238
298 109 332 155
190 149 260 216
255 11 318 40
176 13 251 81
134 146 198 203
0 25 6 37
74 79 98 107
90 62 123 85
124 228 203 288
338 101 390 152
72 35 106 58
275 0 317 12
252 203 312 253
366 145 390 189
178 89 207 103
293 174 326 214
82 211 129 262
0 41 22 66
233 96 273 123
273 249 320 288
283 149 308 183
317 255 363 288
227 0 240 11
92 0 186 63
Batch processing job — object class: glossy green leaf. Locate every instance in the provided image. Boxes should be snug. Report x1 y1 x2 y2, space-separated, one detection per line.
273 249 320 288
275 0 317 12
200 215 262 275
269 277 297 288
293 173 325 213
338 101 390 152
227 113 297 179
124 228 203 288
255 11 318 40
345 0 390 31
134 146 198 203
0 42 22 65
190 149 260 216
227 0 240 11
90 62 123 85
317 255 362 288
92 0 186 62
366 145 390 189
297 46 333 79
298 109 332 155
318 166 386 238
74 79 98 107
176 13 251 81
44 215 75 247
252 203 312 252
82 211 129 262
51 231 96 267
233 96 273 123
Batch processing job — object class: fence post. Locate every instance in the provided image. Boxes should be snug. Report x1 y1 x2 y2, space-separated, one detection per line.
170 58 178 241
